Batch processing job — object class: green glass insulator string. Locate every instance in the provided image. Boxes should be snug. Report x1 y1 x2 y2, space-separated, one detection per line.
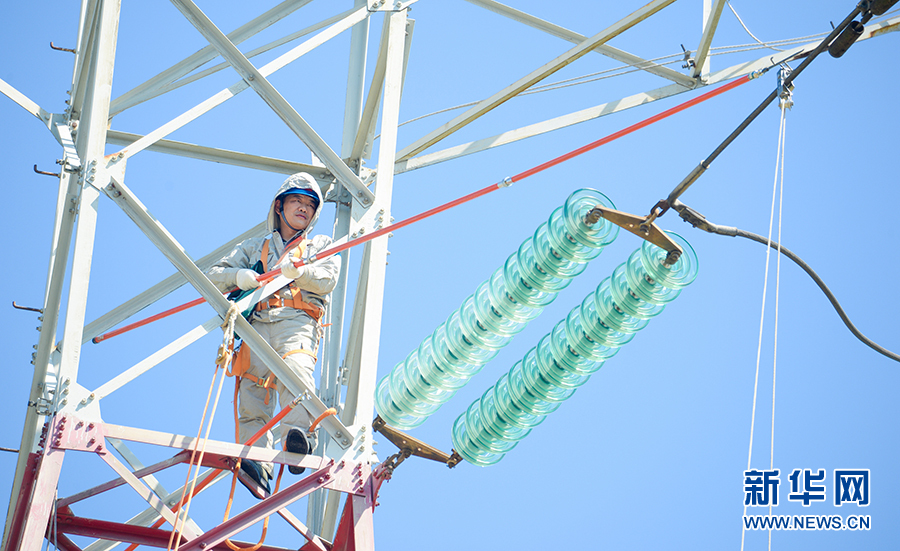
451 232 699 466
375 189 621 429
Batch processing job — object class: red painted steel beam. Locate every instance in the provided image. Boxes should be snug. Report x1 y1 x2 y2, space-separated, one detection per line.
57 451 192 508
2 453 40 551
54 514 296 551
17 447 65 551
177 462 342 551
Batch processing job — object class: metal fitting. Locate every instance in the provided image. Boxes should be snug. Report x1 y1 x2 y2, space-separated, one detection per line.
583 206 603 226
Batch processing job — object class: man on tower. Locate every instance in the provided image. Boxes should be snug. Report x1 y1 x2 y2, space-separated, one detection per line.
208 172 340 495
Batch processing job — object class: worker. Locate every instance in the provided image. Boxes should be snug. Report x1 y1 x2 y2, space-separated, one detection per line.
207 172 340 496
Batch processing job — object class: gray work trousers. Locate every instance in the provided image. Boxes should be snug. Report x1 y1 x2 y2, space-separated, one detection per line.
238 315 319 477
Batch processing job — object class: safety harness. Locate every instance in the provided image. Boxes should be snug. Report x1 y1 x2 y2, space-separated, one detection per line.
227 237 324 405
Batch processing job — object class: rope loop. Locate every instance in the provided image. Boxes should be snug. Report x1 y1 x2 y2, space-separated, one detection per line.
216 303 240 369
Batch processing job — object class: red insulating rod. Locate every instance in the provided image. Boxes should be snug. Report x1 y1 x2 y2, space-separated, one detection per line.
94 75 752 343
92 298 207 343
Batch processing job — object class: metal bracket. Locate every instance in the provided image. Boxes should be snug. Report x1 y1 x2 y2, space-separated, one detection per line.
372 416 461 471
680 44 694 69
28 397 53 417
587 205 684 265
50 42 76 53
33 165 60 178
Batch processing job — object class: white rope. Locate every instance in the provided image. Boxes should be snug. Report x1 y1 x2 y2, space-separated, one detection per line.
769 104 787 551
727 0 785 52
170 303 239 551
741 93 788 551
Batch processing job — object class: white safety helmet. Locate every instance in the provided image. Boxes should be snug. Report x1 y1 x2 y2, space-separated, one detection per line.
266 172 325 239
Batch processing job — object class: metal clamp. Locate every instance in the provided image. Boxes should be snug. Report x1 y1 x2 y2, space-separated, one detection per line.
639 200 670 234
372 416 461 471
777 66 794 109
587 204 683 266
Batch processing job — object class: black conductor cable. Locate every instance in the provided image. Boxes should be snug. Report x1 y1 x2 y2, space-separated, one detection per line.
672 200 900 364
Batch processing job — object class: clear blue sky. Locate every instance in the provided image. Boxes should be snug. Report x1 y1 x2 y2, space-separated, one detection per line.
2 1 898 549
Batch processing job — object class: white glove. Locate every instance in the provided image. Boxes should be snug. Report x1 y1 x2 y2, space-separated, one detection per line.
235 269 261 291
280 256 306 280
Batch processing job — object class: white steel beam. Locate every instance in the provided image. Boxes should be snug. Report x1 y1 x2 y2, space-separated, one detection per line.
465 0 695 88
167 0 375 207
396 0 678 161
310 0 370 534
98 452 198 539
692 0 727 79
106 130 329 177
0 78 50 121
98 174 353 449
394 16 900 174
91 317 221 401
83 468 228 551
111 5 368 163
2 152 76 551
10 2 122 549
360 18 414 162
309 191 352 538
154 7 360 106
104 438 203 537
69 0 101 118
349 16 392 163
88 269 292 402
341 1 370 160
325 8 409 541
110 0 313 116
343 8 407 432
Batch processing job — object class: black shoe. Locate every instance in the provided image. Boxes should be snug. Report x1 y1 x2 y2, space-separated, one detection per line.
285 429 310 474
239 459 271 498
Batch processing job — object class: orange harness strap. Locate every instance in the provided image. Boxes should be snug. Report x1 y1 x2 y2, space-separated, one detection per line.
255 238 325 322
230 344 278 405
283 348 318 364
229 346 317 405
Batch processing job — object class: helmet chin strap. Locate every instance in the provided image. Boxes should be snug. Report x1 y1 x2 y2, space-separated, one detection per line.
280 209 305 238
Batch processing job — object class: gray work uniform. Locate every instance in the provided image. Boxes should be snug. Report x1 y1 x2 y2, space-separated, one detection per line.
207 174 339 477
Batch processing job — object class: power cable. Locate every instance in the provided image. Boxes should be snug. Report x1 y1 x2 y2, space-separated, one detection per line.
673 204 900 364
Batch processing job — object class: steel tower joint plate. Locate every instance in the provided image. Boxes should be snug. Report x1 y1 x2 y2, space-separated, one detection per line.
324 423 379 467
46 114 82 171
367 0 418 12
48 413 107 454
